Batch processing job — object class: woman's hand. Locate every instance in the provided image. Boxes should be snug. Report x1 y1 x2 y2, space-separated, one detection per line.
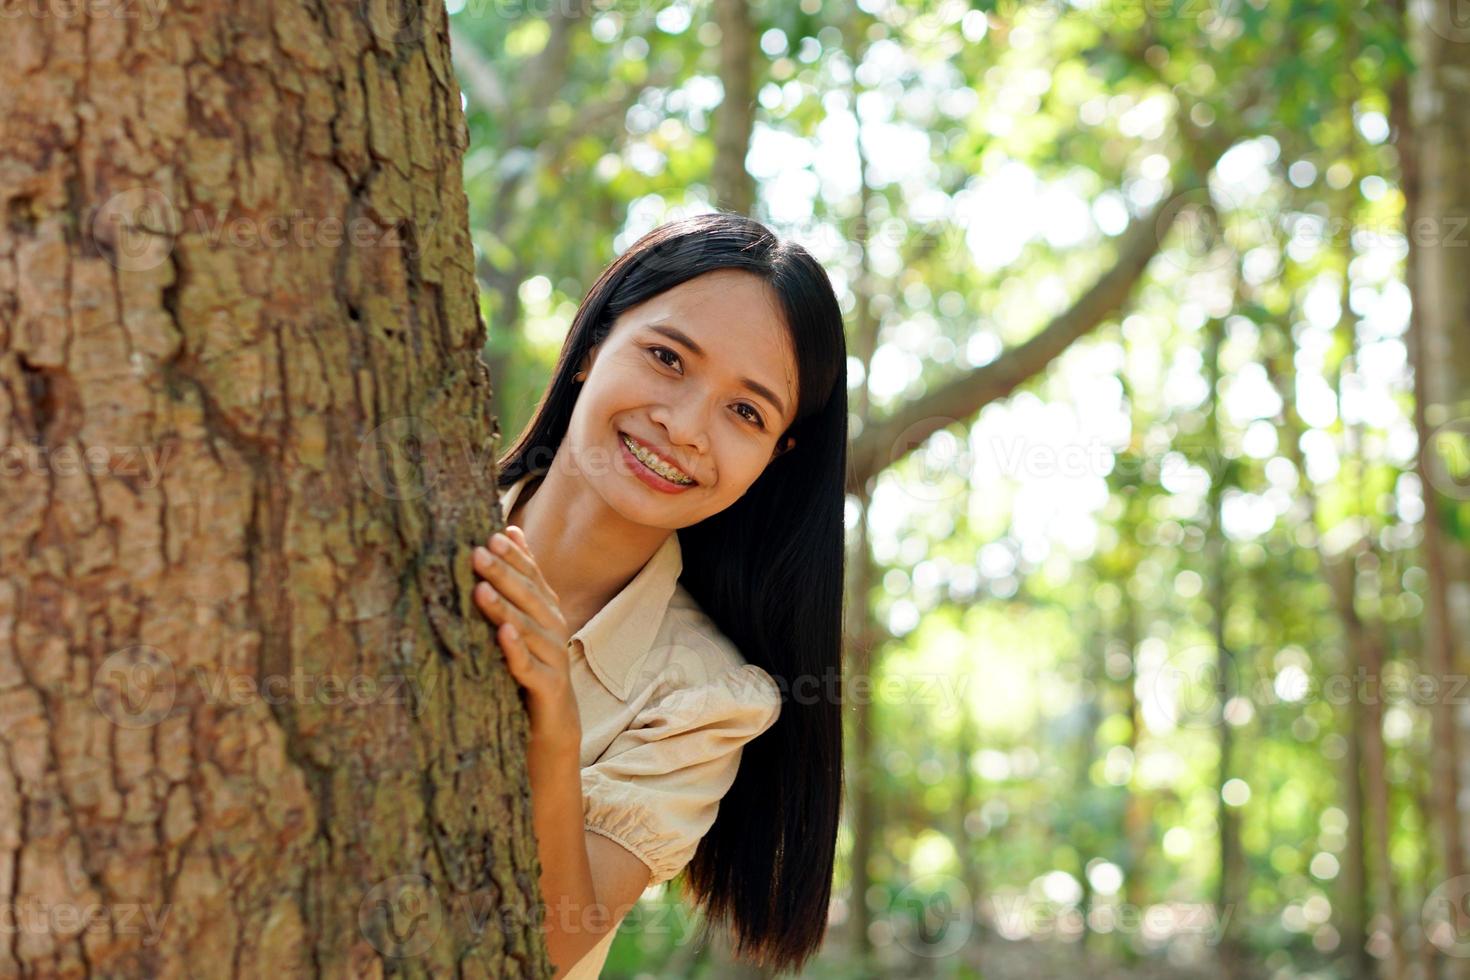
473 526 580 752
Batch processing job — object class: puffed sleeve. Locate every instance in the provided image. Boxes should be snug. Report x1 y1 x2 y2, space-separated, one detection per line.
581 663 782 887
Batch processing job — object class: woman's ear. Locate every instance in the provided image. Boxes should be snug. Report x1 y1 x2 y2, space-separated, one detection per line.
574 346 598 382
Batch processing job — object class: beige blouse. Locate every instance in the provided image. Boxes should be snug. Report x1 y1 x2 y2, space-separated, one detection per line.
496 470 783 978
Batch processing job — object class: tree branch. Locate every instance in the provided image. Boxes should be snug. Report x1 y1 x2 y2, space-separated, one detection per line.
845 168 1209 493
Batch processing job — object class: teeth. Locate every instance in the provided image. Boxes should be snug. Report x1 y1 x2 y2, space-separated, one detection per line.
622 434 694 485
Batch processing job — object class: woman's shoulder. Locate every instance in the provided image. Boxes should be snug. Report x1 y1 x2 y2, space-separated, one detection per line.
664 582 743 667
638 584 782 720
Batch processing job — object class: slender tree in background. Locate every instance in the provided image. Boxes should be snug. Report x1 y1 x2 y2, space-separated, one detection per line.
1384 33 1447 973
1064 613 1100 955
1268 320 1375 978
1336 247 1404 980
841 15 883 966
1204 313 1246 979
1403 9 1470 962
1098 372 1152 968
1119 578 1150 951
711 0 757 216
0 5 544 975
451 5 591 431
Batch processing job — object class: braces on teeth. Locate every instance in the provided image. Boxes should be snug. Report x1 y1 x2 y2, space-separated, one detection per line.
623 434 694 485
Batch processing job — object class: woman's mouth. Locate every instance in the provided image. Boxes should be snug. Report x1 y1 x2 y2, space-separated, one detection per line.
619 431 698 492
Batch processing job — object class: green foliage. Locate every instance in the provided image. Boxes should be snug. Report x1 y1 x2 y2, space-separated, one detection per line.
450 0 1443 974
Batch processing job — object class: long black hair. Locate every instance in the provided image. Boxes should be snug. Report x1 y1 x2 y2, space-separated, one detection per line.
496 212 847 973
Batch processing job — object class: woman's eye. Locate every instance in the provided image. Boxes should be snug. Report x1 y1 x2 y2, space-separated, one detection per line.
649 346 681 370
648 344 763 429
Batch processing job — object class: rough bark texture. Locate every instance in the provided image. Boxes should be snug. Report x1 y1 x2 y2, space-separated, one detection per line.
0 4 547 977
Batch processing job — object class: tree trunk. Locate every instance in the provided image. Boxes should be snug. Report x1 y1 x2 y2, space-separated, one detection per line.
1406 9 1470 961
1340 323 1403 980
956 684 985 949
1347 579 1403 980
0 6 546 977
1204 316 1245 979
1068 611 1101 955
1119 587 1149 939
1263 269 1419 978
711 0 757 216
1343 693 1374 980
840 20 882 970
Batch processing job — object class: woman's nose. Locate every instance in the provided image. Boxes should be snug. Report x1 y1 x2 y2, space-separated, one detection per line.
653 401 710 454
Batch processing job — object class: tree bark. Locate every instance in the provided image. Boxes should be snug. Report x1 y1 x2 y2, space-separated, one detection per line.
0 5 545 977
1406 7 1470 949
711 0 757 216
1339 565 1402 980
1119 586 1149 939
1342 689 1374 980
1339 298 1403 980
1204 315 1245 980
840 33 882 963
1262 290 1407 980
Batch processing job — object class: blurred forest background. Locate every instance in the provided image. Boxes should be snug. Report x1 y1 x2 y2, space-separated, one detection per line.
448 0 1470 977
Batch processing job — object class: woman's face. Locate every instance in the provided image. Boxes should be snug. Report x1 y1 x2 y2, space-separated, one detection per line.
564 268 800 530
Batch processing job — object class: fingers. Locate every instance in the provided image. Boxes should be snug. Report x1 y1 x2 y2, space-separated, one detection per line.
472 526 573 689
476 529 562 625
472 544 569 675
473 546 561 634
486 528 531 576
503 526 562 603
472 576 532 637
487 611 554 691
489 527 561 606
475 580 542 661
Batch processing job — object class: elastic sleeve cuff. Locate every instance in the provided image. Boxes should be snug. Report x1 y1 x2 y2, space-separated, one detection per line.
582 769 694 886
579 664 782 887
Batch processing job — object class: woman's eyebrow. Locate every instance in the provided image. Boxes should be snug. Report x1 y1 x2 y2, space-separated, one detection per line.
646 323 788 420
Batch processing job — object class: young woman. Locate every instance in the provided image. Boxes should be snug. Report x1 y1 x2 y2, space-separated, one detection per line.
473 212 846 977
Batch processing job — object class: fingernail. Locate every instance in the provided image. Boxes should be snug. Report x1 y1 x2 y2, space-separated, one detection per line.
491 533 509 554
505 623 518 639
480 582 497 602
